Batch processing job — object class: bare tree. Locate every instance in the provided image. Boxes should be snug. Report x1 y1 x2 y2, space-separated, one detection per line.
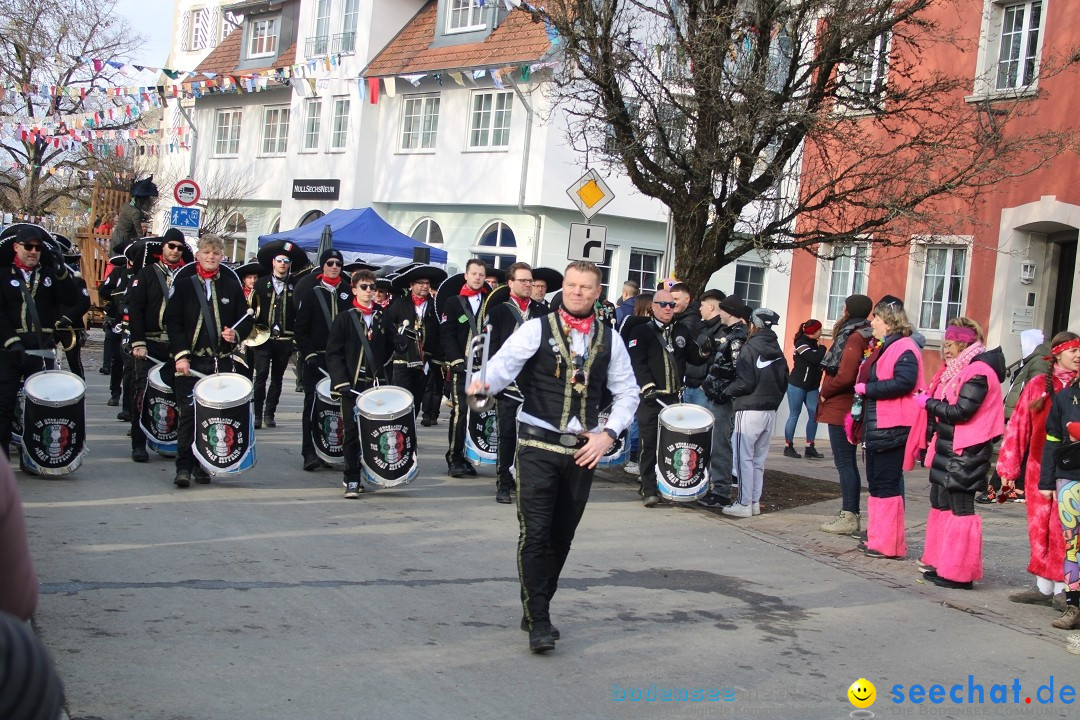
524 0 1076 292
0 0 144 216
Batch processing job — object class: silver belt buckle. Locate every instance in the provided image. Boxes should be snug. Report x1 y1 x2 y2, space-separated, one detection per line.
559 433 581 448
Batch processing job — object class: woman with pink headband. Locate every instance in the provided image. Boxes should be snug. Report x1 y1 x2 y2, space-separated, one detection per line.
999 331 1080 610
916 318 1005 589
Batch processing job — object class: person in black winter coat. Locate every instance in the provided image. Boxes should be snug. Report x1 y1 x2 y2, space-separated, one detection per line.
784 319 826 459
718 307 788 517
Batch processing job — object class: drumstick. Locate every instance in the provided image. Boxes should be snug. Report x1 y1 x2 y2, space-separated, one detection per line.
146 354 209 379
228 308 255 332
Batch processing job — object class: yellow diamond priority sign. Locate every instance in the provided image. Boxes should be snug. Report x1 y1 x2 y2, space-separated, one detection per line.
567 169 614 220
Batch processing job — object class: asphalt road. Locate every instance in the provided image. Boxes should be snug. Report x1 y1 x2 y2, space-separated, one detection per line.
16 361 1080 720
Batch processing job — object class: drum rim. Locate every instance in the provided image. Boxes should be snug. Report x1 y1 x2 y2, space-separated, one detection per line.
659 402 715 434
355 385 413 420
23 370 87 406
147 363 170 390
193 372 254 408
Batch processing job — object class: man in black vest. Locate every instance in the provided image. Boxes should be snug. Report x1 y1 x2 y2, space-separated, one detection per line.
326 269 400 498
440 258 490 477
385 263 445 420
0 225 89 456
628 289 703 507
128 233 191 462
165 234 247 488
294 249 353 471
98 256 129 403
251 240 307 429
485 262 545 504
467 261 639 653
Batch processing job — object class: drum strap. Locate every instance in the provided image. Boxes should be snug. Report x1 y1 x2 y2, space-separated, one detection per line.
191 276 219 355
348 311 380 383
15 272 46 350
314 288 333 332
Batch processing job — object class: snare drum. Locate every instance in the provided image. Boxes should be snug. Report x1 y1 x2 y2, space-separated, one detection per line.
464 407 498 466
11 388 24 449
354 385 418 487
312 377 344 465
655 403 713 502
596 409 628 467
20 370 87 476
139 364 179 457
192 373 256 476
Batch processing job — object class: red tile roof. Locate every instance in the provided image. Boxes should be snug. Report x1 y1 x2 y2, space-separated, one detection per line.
364 1 552 78
190 29 298 81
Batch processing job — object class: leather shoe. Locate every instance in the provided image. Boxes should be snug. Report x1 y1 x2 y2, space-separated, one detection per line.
264 416 277 428
495 488 513 504
192 468 211 484
131 447 149 463
117 411 132 422
107 396 119 407
528 624 557 653
448 461 470 478
463 463 477 477
254 417 262 429
173 470 191 488
98 366 111 375
924 570 973 590
521 617 559 640
303 456 321 472
420 417 434 427
642 494 661 508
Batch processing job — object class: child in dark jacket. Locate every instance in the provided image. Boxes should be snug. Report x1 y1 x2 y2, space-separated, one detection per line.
784 319 826 459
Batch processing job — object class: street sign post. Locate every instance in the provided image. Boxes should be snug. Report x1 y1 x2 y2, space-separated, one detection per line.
568 223 607 263
566 169 614 220
174 179 201 207
169 206 202 237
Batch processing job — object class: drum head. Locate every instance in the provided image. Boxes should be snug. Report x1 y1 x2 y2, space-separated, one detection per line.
659 403 714 433
316 377 333 399
149 363 166 387
194 373 253 406
24 371 86 405
356 386 413 420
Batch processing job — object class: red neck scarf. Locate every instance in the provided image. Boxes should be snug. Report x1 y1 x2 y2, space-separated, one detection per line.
161 259 185 271
558 307 594 335
411 293 428 307
318 274 341 287
244 287 253 300
459 285 484 298
353 298 375 316
195 265 218 280
12 257 33 273
511 294 530 313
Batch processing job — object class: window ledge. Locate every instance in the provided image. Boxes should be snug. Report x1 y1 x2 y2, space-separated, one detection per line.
964 87 1038 104
463 147 510 154
298 149 319 154
326 149 347 154
396 149 436 155
247 51 277 61
211 155 240 160
257 153 287 158
444 24 486 35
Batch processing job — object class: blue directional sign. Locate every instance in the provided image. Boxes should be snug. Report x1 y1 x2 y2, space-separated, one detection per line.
169 206 202 230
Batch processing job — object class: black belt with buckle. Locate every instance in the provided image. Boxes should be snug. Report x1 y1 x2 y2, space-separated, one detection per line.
518 423 587 449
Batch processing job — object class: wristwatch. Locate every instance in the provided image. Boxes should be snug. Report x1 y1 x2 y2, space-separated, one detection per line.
602 428 618 443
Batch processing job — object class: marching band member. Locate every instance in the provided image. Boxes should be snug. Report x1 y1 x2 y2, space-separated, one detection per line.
0 225 89 457
485 262 545 504
251 241 308 429
127 232 192 463
234 261 264 380
98 255 130 406
294 250 353 471
164 234 247 488
385 263 446 421
440 259 491 478
529 267 561 315
325 269 401 498
467 261 638 653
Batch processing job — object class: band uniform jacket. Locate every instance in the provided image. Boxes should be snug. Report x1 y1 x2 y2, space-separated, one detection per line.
99 266 130 324
385 295 442 369
627 320 700 397
440 290 489 373
0 263 89 350
325 306 399 393
251 275 298 340
128 263 183 350
294 282 354 361
165 271 248 361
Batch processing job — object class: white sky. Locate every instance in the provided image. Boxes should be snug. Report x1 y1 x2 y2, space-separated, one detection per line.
114 0 176 68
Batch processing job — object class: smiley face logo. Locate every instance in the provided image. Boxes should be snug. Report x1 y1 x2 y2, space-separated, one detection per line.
848 678 876 708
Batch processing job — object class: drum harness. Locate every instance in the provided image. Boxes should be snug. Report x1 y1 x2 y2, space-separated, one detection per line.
192 275 223 373
13 271 55 362
348 311 383 389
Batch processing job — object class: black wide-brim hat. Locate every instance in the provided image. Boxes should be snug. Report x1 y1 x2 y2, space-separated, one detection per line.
257 240 311 273
485 265 507 285
390 262 448 291
531 267 563 290
481 285 511 322
342 260 380 274
125 237 195 272
235 261 264 279
109 254 128 267
0 224 57 266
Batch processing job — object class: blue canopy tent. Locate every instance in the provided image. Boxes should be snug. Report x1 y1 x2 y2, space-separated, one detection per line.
257 208 447 269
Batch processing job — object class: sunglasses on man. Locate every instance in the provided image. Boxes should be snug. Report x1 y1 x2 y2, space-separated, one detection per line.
653 301 677 309
19 243 42 251
324 260 342 267
356 283 374 291
164 242 185 251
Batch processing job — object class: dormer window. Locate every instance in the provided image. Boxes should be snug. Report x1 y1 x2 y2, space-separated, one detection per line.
248 17 279 59
446 0 487 33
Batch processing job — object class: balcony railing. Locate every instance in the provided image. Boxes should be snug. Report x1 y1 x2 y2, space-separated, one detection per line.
332 32 356 55
305 35 329 58
306 32 356 57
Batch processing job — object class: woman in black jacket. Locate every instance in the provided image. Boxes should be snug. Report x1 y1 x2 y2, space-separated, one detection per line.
784 319 826 459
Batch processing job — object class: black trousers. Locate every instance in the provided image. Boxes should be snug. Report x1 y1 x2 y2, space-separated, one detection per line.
301 355 327 461
929 481 976 516
496 395 521 491
517 442 595 629
637 396 673 499
0 349 55 456
866 444 906 499
174 357 235 473
131 340 171 451
64 334 84 379
341 380 374 483
446 372 468 466
393 363 426 417
422 368 443 421
253 339 293 419
102 324 120 368
107 334 124 398
121 350 137 415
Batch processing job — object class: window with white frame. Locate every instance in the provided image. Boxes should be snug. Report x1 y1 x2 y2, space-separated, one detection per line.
221 11 243 43
628 250 662 292
596 248 616 300
469 91 512 149
341 0 360 52
223 212 247 262
313 0 331 51
996 1 1042 90
472 222 517 270
734 262 766 309
213 109 242 156
401 95 440 151
302 99 322 151
825 244 870 323
329 97 350 151
261 106 289 155
248 17 278 58
447 0 486 32
918 245 968 331
189 6 213 51
840 32 890 108
411 218 444 245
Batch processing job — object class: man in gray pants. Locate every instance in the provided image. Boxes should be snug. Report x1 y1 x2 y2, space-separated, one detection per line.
697 293 749 507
